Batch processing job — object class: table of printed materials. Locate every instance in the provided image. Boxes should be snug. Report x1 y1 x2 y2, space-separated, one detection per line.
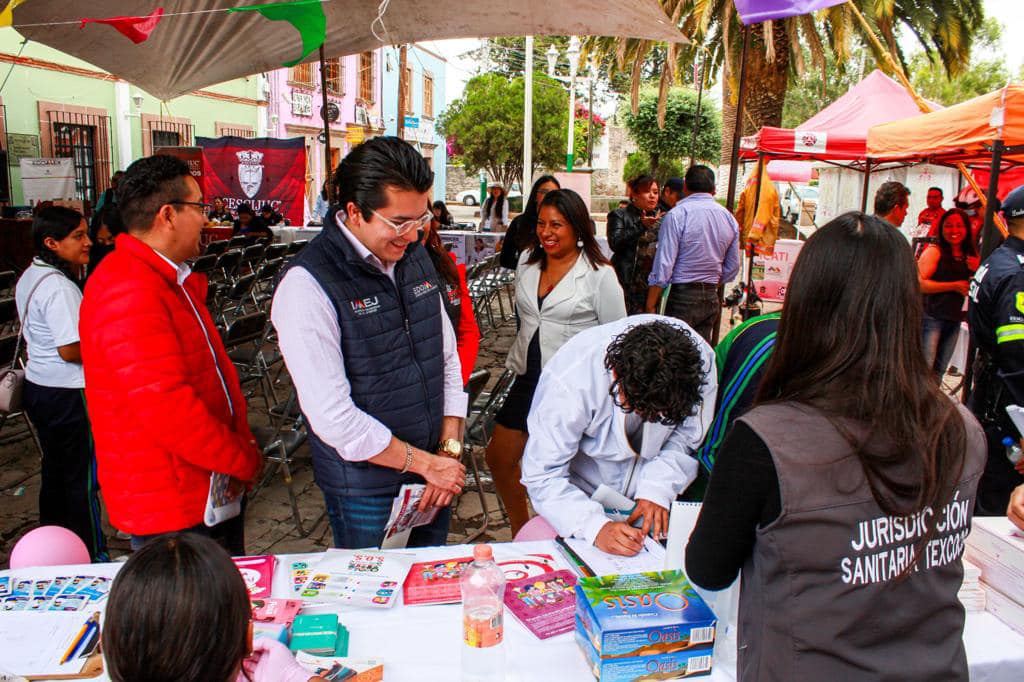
1 538 1023 681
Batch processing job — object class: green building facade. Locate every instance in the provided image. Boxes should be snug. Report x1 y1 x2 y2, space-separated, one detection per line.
0 27 265 207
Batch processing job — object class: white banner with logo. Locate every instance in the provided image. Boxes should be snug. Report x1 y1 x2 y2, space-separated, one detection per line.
20 158 76 204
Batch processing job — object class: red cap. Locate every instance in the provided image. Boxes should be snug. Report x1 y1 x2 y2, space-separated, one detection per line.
473 544 493 561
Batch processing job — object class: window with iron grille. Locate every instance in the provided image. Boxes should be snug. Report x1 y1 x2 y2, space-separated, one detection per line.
358 52 374 102
51 122 97 204
423 73 434 118
152 130 181 148
290 63 315 87
324 58 343 95
222 126 255 138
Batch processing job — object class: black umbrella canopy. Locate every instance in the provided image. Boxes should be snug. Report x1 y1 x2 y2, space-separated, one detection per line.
12 0 687 100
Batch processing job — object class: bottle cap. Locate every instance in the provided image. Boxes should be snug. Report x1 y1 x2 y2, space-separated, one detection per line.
473 544 493 562
1003 436 1015 447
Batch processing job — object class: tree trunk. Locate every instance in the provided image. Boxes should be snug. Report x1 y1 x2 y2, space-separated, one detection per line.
720 21 791 166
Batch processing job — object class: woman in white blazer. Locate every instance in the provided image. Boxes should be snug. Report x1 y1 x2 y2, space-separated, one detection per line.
485 189 626 535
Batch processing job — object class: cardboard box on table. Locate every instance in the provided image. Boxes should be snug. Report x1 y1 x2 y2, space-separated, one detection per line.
965 516 1024 635
573 570 716 681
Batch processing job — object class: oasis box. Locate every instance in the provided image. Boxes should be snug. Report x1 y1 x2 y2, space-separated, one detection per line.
574 571 716 659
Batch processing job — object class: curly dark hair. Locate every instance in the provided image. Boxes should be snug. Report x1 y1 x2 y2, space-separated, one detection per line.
604 321 706 425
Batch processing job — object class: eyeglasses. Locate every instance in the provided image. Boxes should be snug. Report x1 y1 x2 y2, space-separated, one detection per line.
170 200 212 212
369 208 434 236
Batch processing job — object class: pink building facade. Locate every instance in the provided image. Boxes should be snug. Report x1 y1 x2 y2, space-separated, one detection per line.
265 51 385 224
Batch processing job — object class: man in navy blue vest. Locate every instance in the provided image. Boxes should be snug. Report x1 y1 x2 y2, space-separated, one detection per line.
272 137 466 549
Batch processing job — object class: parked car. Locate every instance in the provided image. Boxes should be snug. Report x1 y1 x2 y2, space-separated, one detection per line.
781 185 818 224
455 184 522 206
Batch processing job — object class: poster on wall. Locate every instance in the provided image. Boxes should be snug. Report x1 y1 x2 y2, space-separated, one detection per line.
752 238 803 303
196 136 306 227
20 158 75 204
154 146 205 189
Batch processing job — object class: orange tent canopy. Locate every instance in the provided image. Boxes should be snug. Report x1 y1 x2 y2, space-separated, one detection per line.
867 84 1024 167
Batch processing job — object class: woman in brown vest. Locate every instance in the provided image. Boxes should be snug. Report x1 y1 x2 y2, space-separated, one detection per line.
687 212 986 681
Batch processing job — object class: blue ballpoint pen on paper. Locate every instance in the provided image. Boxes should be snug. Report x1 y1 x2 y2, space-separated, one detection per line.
60 612 99 665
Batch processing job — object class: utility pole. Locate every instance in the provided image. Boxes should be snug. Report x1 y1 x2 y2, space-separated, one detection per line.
523 36 534 192
585 67 595 167
318 46 334 202
397 44 408 139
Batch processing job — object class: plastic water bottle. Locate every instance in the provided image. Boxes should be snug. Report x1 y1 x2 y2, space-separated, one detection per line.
1003 436 1023 465
460 544 506 681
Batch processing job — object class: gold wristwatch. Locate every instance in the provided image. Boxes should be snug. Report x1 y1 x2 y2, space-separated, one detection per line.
438 438 463 459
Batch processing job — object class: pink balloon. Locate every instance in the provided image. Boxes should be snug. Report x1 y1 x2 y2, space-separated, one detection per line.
9 526 91 569
513 515 558 542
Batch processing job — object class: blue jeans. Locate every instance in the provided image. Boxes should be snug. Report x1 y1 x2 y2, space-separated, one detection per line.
922 315 962 379
322 491 452 549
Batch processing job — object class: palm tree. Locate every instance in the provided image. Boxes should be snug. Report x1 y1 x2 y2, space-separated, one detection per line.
584 0 983 163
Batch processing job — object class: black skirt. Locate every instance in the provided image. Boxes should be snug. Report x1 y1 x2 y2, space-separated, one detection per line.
494 328 542 432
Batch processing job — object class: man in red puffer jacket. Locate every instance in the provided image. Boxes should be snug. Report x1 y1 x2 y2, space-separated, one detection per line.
80 155 262 554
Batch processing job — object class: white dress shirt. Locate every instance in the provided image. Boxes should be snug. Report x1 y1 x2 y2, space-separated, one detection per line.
15 261 84 389
521 315 717 545
272 218 467 462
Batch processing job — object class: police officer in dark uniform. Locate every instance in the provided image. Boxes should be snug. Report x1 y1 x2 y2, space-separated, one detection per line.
967 184 1024 514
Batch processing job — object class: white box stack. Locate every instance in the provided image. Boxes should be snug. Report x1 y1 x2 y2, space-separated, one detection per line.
965 517 1024 635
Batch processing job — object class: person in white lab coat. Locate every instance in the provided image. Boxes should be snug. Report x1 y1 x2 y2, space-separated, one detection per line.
521 315 716 556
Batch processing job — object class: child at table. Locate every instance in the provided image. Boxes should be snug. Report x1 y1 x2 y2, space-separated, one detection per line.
104 533 325 682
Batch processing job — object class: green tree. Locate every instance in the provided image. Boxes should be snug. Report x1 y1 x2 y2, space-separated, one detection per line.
438 72 568 188
909 18 1009 106
622 86 721 174
584 0 984 162
622 152 685 186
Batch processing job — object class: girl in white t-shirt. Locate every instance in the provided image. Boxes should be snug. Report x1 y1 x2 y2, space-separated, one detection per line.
15 206 107 561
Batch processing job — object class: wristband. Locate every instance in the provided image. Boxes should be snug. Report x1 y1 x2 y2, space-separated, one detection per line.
400 442 413 474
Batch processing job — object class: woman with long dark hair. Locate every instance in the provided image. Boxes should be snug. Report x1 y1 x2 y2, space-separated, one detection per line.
15 206 107 561
430 199 453 229
918 208 979 379
499 175 560 269
105 533 325 682
486 189 626 535
87 202 124 276
607 174 662 314
422 201 480 386
686 212 985 681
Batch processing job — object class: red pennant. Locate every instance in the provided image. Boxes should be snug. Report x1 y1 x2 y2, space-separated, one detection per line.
80 8 164 44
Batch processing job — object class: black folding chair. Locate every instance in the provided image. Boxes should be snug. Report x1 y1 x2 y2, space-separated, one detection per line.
0 334 42 454
221 311 276 411
228 235 251 249
0 297 17 337
251 258 284 308
190 254 218 276
205 240 229 256
216 273 257 324
213 249 243 283
285 239 309 256
0 270 16 297
263 242 288 262
460 368 494 542
250 390 316 536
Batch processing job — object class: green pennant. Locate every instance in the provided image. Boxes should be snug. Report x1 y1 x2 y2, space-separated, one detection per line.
229 0 326 67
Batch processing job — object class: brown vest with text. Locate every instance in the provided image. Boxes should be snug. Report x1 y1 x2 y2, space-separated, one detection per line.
737 402 985 682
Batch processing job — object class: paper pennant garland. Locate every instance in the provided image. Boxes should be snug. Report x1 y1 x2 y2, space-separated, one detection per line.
79 8 165 44
0 0 28 28
228 0 326 68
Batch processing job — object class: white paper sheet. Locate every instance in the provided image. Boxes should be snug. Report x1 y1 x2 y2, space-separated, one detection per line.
563 536 666 576
0 612 93 677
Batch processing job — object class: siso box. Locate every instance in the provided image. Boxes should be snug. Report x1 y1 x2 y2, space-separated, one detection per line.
574 570 716 659
575 619 713 681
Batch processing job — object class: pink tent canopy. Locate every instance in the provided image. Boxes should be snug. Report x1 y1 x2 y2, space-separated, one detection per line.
740 70 941 162
766 160 814 183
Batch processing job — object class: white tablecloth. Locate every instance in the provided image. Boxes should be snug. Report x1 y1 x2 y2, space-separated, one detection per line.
271 226 322 245
2 540 1023 681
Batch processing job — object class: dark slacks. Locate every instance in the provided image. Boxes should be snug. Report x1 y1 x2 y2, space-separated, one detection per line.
664 283 721 344
22 381 108 561
129 497 248 556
